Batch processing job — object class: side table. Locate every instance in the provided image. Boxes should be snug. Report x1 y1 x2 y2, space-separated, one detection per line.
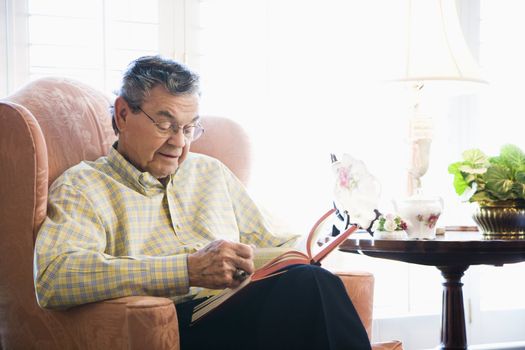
339 232 525 350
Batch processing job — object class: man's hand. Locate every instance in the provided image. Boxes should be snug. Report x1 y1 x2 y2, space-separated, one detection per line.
188 240 254 289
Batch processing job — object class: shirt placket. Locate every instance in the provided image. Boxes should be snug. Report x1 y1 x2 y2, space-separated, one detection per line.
165 181 205 252
163 192 181 238
166 180 186 240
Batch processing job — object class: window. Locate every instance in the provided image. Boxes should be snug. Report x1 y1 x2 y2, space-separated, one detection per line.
3 0 164 95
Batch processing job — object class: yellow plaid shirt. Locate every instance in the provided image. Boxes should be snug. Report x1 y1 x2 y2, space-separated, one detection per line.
34 145 297 309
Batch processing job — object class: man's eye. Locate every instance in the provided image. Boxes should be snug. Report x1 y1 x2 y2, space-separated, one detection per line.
183 125 196 135
157 122 172 131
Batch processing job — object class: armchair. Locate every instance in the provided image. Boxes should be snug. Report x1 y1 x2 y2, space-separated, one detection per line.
0 77 402 349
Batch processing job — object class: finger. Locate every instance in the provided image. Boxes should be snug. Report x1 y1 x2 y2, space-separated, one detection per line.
231 256 255 275
231 242 253 259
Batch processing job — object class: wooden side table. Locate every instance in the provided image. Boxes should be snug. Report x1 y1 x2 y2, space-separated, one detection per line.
339 232 525 350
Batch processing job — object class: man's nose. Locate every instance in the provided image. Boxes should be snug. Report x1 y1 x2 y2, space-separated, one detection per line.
167 129 186 147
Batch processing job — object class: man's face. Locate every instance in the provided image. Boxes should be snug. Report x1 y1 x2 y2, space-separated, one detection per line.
116 85 200 180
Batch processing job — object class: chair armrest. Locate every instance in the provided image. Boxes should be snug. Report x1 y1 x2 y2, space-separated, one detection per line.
107 296 179 350
336 271 374 341
51 296 179 350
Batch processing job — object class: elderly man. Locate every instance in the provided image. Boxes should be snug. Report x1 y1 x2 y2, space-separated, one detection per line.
34 56 371 350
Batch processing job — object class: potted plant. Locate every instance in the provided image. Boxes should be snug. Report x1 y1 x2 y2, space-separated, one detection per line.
448 144 525 237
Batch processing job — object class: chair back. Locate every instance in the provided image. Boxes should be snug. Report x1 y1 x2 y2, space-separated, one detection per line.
0 77 250 349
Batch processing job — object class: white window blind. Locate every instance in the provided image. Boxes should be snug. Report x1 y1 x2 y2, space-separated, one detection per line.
27 0 160 94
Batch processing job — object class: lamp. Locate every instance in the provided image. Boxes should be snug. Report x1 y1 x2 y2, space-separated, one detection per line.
393 0 487 196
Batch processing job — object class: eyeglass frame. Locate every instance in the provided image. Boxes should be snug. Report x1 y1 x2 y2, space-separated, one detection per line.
136 106 204 141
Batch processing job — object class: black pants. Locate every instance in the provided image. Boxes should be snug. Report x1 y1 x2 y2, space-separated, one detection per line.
176 265 371 350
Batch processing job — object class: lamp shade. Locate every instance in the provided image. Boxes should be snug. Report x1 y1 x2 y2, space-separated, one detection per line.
394 0 486 85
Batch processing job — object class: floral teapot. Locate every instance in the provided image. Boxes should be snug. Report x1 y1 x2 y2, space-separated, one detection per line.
393 194 443 239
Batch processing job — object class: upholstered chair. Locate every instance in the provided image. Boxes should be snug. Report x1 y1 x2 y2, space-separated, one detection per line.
0 77 402 350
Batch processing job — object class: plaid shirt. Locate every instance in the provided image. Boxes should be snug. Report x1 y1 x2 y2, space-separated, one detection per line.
34 145 297 309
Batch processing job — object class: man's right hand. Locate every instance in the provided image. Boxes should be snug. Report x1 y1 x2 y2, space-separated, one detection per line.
187 240 254 289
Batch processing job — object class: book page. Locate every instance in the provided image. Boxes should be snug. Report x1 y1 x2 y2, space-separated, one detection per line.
252 250 310 280
253 247 295 269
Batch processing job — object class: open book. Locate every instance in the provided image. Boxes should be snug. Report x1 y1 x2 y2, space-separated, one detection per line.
191 208 358 324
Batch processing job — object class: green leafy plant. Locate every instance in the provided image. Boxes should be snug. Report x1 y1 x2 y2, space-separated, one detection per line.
448 144 525 205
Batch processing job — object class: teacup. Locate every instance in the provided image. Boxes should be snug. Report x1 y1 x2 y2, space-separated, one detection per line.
393 196 443 239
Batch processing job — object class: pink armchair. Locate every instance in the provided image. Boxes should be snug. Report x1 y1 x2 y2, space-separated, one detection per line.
0 77 402 349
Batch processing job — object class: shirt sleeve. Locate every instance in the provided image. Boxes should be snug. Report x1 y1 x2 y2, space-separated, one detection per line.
34 183 190 309
220 164 300 248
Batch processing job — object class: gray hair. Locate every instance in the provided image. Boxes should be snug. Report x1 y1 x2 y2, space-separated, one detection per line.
111 55 200 134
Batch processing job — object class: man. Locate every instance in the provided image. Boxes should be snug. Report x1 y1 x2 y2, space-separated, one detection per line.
34 56 371 349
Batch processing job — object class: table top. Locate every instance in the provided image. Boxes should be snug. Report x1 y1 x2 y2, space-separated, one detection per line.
339 232 525 267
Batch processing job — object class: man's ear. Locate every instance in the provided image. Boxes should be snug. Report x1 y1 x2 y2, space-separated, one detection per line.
114 96 129 133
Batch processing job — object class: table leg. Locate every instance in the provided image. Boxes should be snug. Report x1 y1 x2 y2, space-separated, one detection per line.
436 265 470 350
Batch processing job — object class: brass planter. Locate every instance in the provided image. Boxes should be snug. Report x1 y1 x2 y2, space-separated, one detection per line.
473 200 525 239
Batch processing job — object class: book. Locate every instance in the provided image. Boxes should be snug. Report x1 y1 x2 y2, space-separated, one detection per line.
191 208 358 324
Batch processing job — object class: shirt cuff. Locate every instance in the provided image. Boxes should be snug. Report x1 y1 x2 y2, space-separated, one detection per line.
149 254 190 296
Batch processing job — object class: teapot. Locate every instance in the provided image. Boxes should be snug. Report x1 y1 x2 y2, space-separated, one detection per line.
393 195 443 239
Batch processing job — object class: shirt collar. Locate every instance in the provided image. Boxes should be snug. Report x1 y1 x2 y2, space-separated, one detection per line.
107 142 172 195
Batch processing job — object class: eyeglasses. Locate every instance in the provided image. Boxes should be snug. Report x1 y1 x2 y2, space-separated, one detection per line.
137 106 204 141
